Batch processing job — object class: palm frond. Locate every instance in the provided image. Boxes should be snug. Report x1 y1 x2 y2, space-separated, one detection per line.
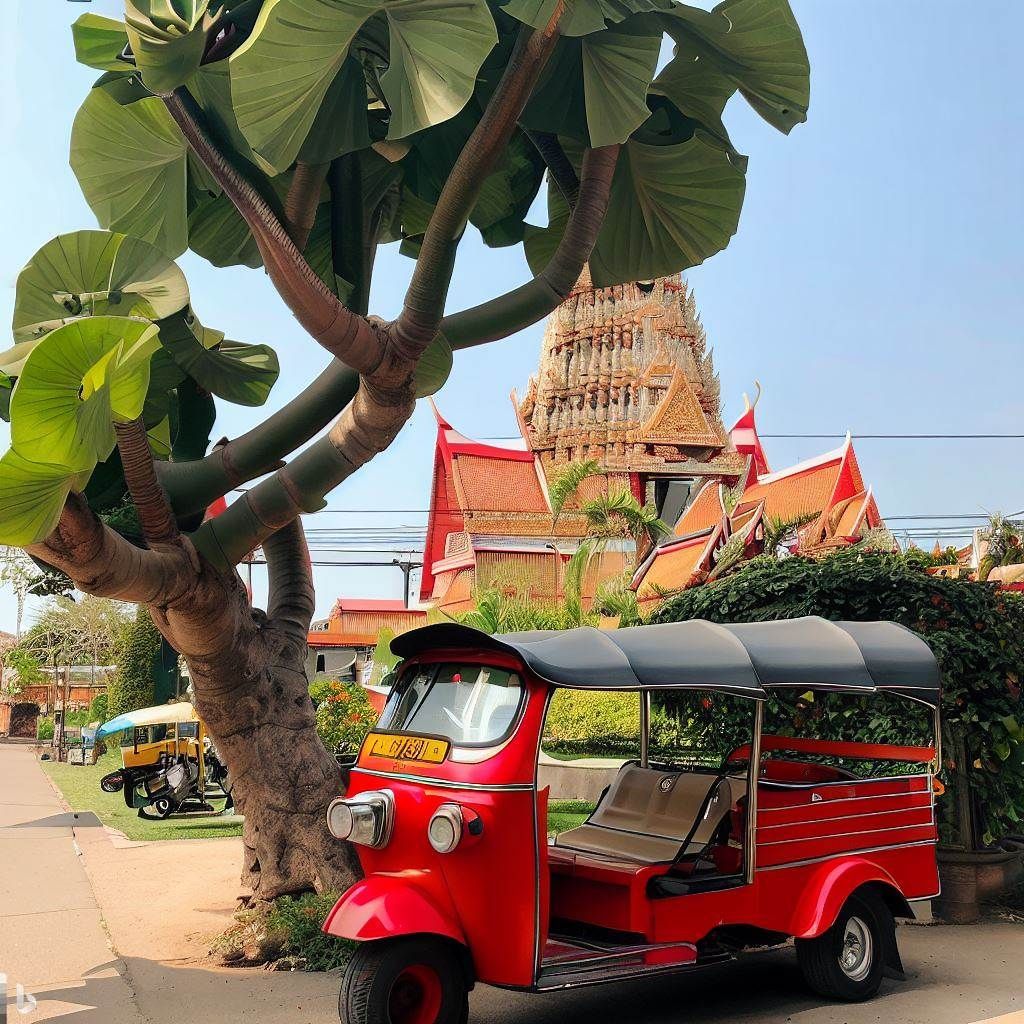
549 459 602 523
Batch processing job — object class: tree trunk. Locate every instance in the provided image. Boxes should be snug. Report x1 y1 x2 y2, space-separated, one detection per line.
171 577 362 902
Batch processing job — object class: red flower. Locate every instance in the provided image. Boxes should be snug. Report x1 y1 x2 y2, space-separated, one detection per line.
349 712 363 724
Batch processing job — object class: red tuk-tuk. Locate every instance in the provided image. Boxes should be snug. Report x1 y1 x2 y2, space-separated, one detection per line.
323 617 942 1024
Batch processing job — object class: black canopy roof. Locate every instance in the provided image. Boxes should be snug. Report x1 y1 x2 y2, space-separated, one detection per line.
390 617 941 705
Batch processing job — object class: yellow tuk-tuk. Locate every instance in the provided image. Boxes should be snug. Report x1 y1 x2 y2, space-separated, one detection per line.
97 703 232 819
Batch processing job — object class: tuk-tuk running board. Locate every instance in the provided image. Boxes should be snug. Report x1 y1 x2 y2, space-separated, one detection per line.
536 938 709 991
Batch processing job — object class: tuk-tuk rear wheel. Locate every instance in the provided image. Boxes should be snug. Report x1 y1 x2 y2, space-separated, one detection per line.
340 937 468 1024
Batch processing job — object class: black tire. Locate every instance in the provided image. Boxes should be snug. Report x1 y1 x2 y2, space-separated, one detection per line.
339 937 469 1024
796 891 891 1002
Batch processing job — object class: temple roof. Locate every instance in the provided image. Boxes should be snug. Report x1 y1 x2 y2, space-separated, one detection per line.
518 275 729 473
635 406 884 604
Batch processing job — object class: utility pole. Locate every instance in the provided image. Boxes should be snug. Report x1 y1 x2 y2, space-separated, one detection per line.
391 555 423 608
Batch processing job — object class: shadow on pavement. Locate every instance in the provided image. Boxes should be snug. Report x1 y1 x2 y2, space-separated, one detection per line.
10 811 105 829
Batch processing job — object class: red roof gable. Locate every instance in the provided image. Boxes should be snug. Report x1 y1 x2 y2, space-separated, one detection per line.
729 402 770 479
420 403 548 602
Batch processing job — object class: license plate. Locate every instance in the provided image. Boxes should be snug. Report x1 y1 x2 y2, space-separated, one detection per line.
363 732 450 765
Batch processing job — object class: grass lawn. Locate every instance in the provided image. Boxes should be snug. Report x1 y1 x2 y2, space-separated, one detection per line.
547 800 594 835
42 749 243 842
43 751 592 842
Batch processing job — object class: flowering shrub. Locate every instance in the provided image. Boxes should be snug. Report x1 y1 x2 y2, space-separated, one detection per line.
313 679 378 755
651 549 1024 849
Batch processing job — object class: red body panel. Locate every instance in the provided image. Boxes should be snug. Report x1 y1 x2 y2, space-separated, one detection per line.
323 871 464 944
325 651 547 988
324 649 940 991
550 773 938 945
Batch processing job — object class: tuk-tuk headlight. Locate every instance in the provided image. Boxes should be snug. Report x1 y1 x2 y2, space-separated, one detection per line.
428 803 463 854
326 790 394 848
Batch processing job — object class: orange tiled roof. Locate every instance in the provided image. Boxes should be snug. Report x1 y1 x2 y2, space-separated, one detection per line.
308 606 426 648
830 490 870 537
452 454 548 515
635 533 716 605
740 457 843 523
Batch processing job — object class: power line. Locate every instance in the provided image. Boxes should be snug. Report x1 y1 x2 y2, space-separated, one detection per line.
473 433 1024 441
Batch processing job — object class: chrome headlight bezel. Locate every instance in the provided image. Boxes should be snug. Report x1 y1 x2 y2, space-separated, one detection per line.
427 802 464 854
326 789 395 848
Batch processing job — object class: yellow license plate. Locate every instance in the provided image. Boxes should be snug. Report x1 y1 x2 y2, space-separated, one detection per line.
363 733 450 765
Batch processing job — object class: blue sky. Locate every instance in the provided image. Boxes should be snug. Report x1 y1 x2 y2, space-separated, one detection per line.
1 1 1022 632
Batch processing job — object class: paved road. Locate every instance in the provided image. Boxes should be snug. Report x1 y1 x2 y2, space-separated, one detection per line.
2 742 1021 1024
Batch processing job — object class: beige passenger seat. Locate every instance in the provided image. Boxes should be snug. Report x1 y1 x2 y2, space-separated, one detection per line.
553 764 735 864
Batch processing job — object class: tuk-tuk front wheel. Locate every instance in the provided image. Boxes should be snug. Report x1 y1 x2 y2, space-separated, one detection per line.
340 937 469 1024
795 891 891 1002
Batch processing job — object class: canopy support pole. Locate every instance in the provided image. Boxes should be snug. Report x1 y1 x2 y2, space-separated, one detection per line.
744 701 764 886
639 691 651 768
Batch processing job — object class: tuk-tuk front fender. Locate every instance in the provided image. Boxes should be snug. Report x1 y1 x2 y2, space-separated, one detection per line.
322 871 466 946
789 857 905 939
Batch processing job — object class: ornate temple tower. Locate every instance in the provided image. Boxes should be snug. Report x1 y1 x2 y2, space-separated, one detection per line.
517 270 745 524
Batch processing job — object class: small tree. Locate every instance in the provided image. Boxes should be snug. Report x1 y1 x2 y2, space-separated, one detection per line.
1 647 44 700
0 0 809 899
106 607 162 718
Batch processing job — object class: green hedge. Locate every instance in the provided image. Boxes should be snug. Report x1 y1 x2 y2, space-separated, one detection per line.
543 689 642 757
650 549 1024 849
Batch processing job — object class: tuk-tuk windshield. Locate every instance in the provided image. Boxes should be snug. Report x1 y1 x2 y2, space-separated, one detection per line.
378 663 524 747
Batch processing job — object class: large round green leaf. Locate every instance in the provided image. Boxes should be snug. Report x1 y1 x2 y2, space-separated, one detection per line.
587 130 746 286
158 312 280 407
71 86 190 258
414 333 453 398
228 0 499 172
13 230 189 342
187 192 263 269
0 452 90 547
658 0 809 135
502 0 672 37
0 340 42 380
523 179 570 276
71 14 131 71
10 317 161 473
522 18 660 147
124 0 217 95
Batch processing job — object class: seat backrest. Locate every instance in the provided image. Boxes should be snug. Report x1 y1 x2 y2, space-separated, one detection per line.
553 765 736 863
589 765 719 840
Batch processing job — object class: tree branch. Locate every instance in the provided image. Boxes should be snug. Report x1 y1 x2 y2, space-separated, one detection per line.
115 417 181 546
163 89 386 373
440 145 619 351
157 358 360 516
192 361 413 569
263 518 315 645
283 161 329 252
393 16 562 356
27 493 198 606
524 130 579 209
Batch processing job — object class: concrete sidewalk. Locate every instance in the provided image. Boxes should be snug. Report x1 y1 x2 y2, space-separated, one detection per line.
0 744 141 1022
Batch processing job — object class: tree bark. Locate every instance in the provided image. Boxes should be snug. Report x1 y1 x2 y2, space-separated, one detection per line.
178 577 360 900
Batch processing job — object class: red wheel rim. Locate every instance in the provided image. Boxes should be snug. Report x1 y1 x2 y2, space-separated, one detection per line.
387 963 443 1024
